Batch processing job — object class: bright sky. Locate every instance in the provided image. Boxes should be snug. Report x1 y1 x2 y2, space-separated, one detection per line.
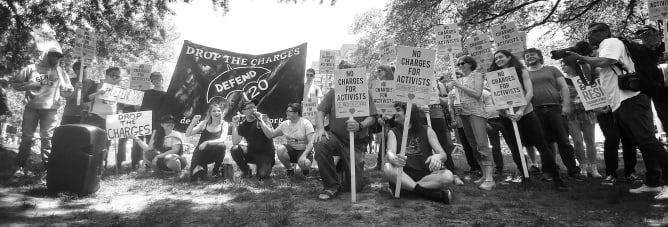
171 0 388 65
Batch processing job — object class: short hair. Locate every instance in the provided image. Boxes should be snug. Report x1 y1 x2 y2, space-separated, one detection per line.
588 22 610 31
105 67 120 76
459 56 478 71
306 68 315 75
241 99 259 110
287 103 302 116
72 61 87 71
150 72 163 79
523 48 544 64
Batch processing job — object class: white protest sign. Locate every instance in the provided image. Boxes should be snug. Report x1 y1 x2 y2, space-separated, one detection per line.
464 34 493 67
334 68 370 118
394 46 436 106
570 76 608 110
371 80 396 115
301 96 320 125
484 68 527 109
319 50 337 74
435 24 463 55
491 22 525 55
99 83 145 106
73 29 97 60
33 24 61 52
129 64 153 90
105 111 153 140
379 38 397 65
649 0 668 21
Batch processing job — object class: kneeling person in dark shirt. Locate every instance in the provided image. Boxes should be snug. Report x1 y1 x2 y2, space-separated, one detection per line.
230 99 276 180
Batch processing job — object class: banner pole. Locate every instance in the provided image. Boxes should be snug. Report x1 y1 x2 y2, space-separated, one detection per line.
509 107 529 178
349 115 356 203
394 102 412 198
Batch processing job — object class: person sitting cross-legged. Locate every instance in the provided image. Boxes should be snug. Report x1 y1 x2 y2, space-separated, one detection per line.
384 102 454 204
129 115 187 173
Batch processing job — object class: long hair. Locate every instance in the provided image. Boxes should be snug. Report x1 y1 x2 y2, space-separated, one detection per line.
489 50 525 86
393 102 424 133
204 100 229 126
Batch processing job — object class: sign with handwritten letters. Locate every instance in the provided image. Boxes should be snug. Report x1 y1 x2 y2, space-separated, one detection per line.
99 83 145 106
464 34 493 67
73 29 97 61
394 46 436 106
484 68 527 109
491 22 525 56
301 97 320 124
334 68 370 118
105 111 152 140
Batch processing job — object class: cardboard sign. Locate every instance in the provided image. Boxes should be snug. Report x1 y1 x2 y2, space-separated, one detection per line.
301 96 320 125
491 22 525 55
319 50 337 74
129 64 153 90
99 83 145 106
435 24 463 55
105 111 152 140
649 0 668 21
394 46 436 106
484 68 527 109
379 38 397 65
334 68 370 118
464 34 493 67
570 76 608 110
73 29 97 60
371 80 396 115
33 24 61 52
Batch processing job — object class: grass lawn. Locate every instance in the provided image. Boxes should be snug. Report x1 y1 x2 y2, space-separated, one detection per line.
1 142 667 226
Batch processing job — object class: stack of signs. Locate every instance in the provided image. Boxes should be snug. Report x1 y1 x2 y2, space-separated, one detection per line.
301 96 320 125
371 80 396 116
394 46 436 106
99 83 145 106
464 34 493 67
379 38 397 65
649 0 668 21
105 111 152 140
484 68 527 110
33 24 60 52
570 76 608 110
319 50 337 74
435 24 463 55
73 28 97 66
129 64 153 90
491 22 526 58
334 68 370 118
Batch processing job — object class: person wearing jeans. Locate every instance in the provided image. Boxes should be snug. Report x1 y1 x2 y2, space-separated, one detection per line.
597 110 639 185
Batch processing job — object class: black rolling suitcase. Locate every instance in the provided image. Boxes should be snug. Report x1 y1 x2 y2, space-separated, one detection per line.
48 124 107 196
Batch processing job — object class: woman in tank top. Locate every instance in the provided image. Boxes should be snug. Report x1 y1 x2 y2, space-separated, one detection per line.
186 100 230 180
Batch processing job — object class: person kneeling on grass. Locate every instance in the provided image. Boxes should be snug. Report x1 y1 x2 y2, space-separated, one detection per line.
271 103 315 177
230 99 276 180
186 100 230 181
384 102 454 204
129 115 187 173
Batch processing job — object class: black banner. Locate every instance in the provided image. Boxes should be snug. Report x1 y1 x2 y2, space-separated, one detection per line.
162 40 307 131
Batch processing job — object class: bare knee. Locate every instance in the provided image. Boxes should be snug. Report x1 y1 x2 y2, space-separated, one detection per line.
383 163 397 179
440 170 454 185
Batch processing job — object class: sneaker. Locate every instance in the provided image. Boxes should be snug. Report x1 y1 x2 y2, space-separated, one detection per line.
601 175 617 186
503 175 513 183
286 169 295 176
511 175 523 183
629 184 663 194
541 173 553 182
529 165 541 174
479 180 496 190
569 173 587 182
453 176 464 186
654 187 668 200
627 173 643 184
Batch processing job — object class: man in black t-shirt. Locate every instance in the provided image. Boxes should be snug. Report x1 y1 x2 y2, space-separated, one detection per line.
230 99 276 180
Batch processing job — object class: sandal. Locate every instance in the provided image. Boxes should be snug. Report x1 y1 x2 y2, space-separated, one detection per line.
318 189 338 200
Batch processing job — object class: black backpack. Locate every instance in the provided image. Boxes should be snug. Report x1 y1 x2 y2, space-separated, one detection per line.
617 37 664 94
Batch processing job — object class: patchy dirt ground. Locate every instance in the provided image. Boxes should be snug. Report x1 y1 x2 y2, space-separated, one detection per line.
1 143 668 226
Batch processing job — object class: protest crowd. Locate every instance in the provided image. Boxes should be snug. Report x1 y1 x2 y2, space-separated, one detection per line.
4 19 668 208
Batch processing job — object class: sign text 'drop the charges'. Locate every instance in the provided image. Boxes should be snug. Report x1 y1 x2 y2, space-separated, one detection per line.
394 46 436 106
105 111 152 140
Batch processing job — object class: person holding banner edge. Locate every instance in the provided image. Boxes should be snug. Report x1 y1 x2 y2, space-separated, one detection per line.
313 65 378 200
450 56 494 190
384 102 453 204
186 101 229 181
489 50 567 191
230 99 276 180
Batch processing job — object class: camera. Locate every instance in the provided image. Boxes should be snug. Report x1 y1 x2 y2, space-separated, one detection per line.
550 41 593 60
612 63 641 92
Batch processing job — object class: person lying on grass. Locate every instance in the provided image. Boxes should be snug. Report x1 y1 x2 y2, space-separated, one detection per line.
384 102 454 204
129 115 187 173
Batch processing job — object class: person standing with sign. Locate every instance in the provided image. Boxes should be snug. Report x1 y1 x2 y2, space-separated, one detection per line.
186 101 229 181
128 72 167 170
61 61 96 125
524 48 586 181
129 115 187 173
83 67 122 168
450 56 494 190
304 68 322 99
384 102 453 203
312 67 378 200
12 47 74 176
230 99 276 180
272 103 315 176
489 50 567 191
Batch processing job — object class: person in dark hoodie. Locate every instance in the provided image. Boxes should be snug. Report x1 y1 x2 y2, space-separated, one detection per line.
11 46 73 176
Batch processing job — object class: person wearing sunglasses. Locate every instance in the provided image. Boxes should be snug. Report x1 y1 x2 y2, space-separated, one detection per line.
303 68 322 99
